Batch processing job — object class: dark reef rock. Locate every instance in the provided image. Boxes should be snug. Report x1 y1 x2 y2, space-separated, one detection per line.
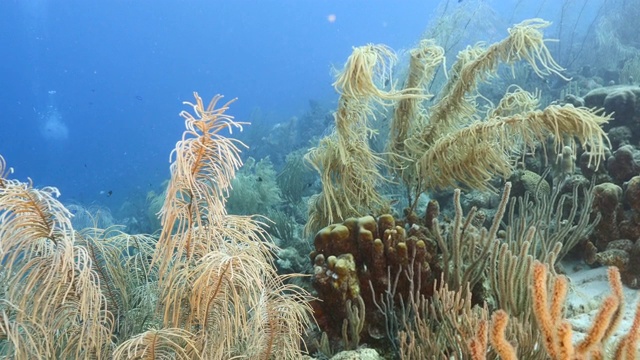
624 175 640 212
591 182 623 250
563 93 585 107
608 126 633 150
598 68 620 85
606 145 640 183
584 85 640 139
587 176 640 288
579 148 611 180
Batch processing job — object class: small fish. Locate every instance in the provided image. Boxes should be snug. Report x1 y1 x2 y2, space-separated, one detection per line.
257 177 263 182
107 190 113 197
135 95 143 101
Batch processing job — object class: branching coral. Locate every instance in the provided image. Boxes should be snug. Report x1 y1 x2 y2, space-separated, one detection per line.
0 93 313 359
404 19 610 197
307 19 611 233
305 44 434 235
295 14 625 360
150 93 312 359
387 39 445 180
0 157 113 359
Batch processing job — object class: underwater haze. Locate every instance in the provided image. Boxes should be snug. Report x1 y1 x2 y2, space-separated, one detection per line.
6 0 640 359
0 0 437 207
0 0 591 214
0 0 584 212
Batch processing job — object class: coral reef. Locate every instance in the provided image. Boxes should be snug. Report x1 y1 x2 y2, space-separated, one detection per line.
7 4 640 358
302 17 640 359
305 19 610 240
481 262 640 359
0 94 313 359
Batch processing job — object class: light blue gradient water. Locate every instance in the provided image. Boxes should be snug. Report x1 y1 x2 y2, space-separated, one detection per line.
0 0 606 211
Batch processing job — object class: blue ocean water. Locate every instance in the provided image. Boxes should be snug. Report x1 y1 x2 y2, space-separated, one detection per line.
0 0 604 215
2 1 632 358
0 1 436 206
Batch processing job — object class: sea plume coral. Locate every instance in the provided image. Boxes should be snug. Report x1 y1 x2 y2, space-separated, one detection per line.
0 93 313 359
0 156 113 359
149 93 312 359
307 19 611 228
